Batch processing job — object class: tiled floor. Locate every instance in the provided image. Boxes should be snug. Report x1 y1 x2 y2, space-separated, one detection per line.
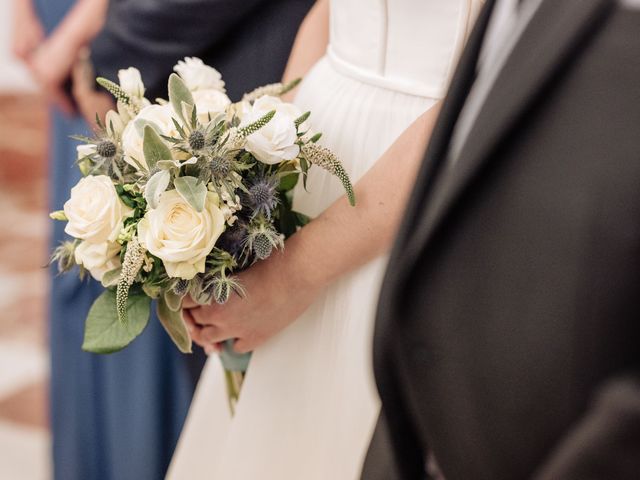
0 95 51 479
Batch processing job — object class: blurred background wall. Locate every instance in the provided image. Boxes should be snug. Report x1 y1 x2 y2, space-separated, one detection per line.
0 1 51 479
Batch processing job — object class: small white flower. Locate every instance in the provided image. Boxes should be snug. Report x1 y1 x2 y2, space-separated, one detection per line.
121 104 178 170
64 175 133 243
174 57 225 92
74 240 121 282
137 190 226 280
118 67 145 99
192 89 231 125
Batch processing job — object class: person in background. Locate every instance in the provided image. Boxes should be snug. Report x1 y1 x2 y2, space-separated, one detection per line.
12 0 313 478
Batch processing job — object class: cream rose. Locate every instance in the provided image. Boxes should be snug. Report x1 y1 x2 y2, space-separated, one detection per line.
249 95 309 131
137 190 225 280
192 89 230 125
121 104 178 170
74 241 121 282
64 175 133 243
173 57 225 92
118 67 145 99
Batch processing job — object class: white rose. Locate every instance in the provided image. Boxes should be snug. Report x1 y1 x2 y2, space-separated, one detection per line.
64 175 133 243
192 89 230 125
75 241 121 282
118 67 145 99
174 57 225 92
138 190 225 280
121 104 178 170
244 116 300 164
249 95 308 130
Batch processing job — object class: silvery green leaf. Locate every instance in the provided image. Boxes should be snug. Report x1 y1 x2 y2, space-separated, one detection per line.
168 73 194 122
156 156 198 170
82 289 150 354
134 118 161 137
174 176 207 212
164 289 184 312
157 296 192 353
144 170 171 209
101 268 122 288
142 283 162 299
143 125 172 171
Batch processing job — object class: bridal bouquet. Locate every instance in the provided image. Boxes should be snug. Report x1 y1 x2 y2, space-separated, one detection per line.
50 58 354 395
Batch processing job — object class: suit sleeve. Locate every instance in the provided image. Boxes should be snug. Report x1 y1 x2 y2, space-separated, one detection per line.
533 375 640 480
89 0 268 96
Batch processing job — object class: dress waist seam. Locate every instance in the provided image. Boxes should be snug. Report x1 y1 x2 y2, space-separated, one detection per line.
326 45 446 100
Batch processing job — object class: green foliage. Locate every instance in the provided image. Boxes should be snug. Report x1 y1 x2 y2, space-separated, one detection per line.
82 289 150 354
174 176 207 212
157 296 192 353
239 110 275 137
101 267 122 288
143 125 172 171
168 73 194 123
144 170 171 209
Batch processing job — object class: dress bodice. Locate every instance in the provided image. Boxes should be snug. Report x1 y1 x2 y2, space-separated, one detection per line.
328 0 483 98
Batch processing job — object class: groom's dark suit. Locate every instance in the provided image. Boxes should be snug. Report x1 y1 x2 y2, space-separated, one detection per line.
366 0 640 479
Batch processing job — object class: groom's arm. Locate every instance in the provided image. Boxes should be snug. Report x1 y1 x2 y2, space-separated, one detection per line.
89 0 268 97
533 375 640 480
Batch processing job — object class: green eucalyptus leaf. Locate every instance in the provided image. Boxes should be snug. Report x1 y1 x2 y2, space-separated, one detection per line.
144 170 171 209
82 289 150 354
174 176 207 212
157 296 192 353
101 268 122 288
168 73 194 122
143 125 172 171
279 172 299 192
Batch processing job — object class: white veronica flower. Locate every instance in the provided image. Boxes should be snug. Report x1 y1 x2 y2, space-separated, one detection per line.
174 57 226 92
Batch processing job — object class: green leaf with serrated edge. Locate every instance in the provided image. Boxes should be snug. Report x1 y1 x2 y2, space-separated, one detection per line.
168 74 194 122
82 289 150 354
143 125 172 171
101 268 122 288
144 170 171 209
164 289 183 312
174 176 207 212
157 296 192 353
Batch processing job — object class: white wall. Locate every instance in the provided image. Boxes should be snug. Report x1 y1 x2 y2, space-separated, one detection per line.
0 1 37 92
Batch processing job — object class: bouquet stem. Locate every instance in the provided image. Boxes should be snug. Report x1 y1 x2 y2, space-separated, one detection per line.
223 369 245 415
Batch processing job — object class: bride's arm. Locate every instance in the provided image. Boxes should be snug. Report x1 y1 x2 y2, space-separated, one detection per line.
184 105 441 353
281 0 330 99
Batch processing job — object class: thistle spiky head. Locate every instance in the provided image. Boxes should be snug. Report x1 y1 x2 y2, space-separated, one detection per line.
172 278 189 297
50 241 78 274
246 175 279 219
210 155 232 179
96 140 117 159
252 233 273 260
188 130 206 151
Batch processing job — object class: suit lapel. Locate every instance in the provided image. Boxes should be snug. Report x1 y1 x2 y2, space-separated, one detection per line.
402 0 614 266
393 0 497 252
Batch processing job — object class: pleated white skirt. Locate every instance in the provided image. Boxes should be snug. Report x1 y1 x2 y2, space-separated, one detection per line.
168 56 437 480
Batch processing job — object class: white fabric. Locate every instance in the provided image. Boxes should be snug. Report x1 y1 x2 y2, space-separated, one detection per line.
447 0 544 164
167 2 482 479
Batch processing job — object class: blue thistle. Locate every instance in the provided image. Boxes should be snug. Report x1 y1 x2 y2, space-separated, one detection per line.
246 176 279 219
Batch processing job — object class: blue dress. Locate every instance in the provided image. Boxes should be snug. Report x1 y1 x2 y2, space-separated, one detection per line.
35 2 205 479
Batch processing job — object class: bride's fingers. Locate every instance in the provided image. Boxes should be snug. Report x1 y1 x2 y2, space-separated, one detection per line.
182 295 198 309
200 325 228 345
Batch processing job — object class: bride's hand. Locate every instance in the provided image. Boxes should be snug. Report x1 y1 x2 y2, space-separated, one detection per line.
182 250 321 354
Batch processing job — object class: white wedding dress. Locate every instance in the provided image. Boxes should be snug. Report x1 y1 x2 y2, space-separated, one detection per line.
168 1 482 478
